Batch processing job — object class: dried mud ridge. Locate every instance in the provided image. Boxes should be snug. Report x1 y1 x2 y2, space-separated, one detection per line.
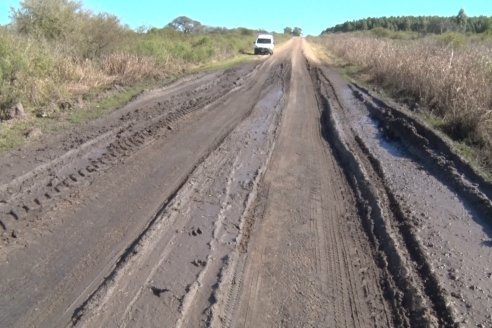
0 63 259 243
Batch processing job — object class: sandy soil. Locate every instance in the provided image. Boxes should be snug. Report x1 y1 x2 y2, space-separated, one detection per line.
0 38 491 328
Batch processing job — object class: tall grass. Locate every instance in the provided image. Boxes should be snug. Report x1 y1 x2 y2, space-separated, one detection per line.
0 5 287 153
1 0 288 123
319 32 492 168
0 0 291 153
0 26 272 120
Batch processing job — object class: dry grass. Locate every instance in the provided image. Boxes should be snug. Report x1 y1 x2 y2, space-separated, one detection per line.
100 53 160 83
0 28 273 118
0 25 291 153
319 33 492 168
0 1 292 152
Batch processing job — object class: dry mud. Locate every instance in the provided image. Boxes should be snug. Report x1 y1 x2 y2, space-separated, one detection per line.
0 38 491 328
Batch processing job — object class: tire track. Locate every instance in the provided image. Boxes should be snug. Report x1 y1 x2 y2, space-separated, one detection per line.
310 60 455 327
69 58 290 328
0 63 260 247
219 39 393 328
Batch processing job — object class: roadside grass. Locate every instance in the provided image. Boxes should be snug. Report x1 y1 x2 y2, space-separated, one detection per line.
312 32 492 177
0 18 289 154
193 54 252 73
0 119 35 150
0 83 145 151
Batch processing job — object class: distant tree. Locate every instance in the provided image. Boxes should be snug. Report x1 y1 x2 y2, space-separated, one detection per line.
456 8 468 31
136 25 151 34
167 16 203 33
292 27 302 36
402 18 411 31
361 20 368 30
472 16 492 33
237 27 253 36
284 27 292 35
343 21 354 32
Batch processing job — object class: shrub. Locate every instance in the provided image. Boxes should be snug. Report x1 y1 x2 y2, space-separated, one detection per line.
11 0 81 41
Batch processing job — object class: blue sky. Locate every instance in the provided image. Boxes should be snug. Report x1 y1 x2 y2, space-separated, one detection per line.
1 0 491 35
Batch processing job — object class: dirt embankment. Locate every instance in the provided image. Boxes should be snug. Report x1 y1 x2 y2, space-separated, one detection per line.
0 38 491 328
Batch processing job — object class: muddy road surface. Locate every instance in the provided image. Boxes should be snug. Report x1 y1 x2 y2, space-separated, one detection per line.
1 38 491 328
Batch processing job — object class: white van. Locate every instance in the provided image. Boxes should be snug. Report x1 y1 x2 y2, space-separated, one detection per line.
254 34 274 55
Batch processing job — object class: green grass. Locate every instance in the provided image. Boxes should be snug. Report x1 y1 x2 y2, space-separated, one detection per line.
192 54 253 73
452 141 492 181
0 119 34 150
0 82 147 152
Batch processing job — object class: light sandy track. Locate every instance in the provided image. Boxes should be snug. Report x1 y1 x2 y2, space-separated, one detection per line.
1 38 491 328
213 39 394 328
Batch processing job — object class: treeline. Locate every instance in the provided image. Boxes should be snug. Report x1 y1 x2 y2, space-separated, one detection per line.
322 9 492 34
283 27 302 36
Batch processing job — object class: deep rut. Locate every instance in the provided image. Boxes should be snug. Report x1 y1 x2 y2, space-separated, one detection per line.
311 62 454 327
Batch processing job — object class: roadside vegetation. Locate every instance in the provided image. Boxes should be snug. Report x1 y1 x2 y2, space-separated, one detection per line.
0 0 287 151
317 9 492 175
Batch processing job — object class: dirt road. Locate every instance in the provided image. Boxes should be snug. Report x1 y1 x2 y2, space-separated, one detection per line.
1 38 491 328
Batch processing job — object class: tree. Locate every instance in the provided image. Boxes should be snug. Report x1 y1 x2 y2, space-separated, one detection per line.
284 27 292 35
292 27 302 36
456 8 468 31
10 0 82 40
402 18 411 31
361 20 368 31
342 22 354 32
79 13 127 58
167 16 203 33
9 0 130 59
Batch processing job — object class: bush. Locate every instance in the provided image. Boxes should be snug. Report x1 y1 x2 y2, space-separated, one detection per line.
436 32 467 48
11 0 81 41
0 30 62 116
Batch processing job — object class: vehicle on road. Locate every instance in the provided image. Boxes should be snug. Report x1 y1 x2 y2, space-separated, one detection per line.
254 34 274 55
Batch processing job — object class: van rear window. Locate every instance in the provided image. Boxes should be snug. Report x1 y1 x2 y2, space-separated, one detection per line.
257 38 272 44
